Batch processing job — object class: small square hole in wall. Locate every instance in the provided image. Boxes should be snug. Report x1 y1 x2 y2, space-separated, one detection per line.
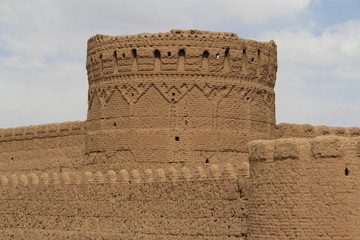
175 136 180 141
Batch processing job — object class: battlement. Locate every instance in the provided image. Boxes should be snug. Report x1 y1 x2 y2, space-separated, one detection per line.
87 30 240 46
0 160 249 239
0 121 86 143
86 30 277 88
249 135 360 162
275 123 360 139
0 163 249 187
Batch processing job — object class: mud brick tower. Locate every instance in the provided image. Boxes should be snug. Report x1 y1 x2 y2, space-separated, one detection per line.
85 30 277 168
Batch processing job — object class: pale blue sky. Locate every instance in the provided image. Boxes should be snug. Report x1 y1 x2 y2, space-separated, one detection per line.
0 0 359 128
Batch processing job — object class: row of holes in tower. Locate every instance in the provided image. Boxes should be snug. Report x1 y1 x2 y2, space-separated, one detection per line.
97 48 261 73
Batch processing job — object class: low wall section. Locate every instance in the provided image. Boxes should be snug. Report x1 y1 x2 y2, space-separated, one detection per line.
0 121 86 174
248 136 360 240
275 123 360 139
0 163 250 240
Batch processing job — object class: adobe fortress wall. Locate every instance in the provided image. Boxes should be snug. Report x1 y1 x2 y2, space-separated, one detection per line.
1 121 358 173
0 163 250 239
247 136 360 240
0 121 86 174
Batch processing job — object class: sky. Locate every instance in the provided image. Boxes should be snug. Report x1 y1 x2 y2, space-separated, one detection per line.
0 0 359 128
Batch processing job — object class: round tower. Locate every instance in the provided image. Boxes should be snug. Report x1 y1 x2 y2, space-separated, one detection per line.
85 30 277 169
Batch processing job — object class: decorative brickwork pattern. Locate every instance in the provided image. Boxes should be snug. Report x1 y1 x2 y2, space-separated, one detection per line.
85 30 277 167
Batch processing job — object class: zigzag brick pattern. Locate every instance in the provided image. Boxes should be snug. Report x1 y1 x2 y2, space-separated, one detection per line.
85 30 277 168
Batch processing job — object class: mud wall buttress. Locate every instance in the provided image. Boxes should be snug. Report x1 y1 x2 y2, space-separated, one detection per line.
247 136 360 240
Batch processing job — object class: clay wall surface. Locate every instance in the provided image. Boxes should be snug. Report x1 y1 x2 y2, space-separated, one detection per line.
85 30 277 169
247 136 360 240
275 123 360 139
0 163 249 240
0 121 86 174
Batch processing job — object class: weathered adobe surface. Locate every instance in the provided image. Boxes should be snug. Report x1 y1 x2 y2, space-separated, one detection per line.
248 136 360 240
0 121 86 174
0 135 359 239
85 29 277 169
276 123 360 138
1 121 359 173
0 163 250 240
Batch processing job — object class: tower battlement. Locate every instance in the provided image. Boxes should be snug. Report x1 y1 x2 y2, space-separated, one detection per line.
86 30 277 89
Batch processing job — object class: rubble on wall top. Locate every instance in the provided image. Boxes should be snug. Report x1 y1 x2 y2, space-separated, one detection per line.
87 29 276 48
88 29 240 44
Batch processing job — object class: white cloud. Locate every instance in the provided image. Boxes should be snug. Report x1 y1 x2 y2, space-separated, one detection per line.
262 20 360 127
0 58 87 128
261 20 360 73
0 0 313 63
220 0 312 24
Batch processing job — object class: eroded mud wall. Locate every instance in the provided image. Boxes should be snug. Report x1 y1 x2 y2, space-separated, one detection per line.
0 121 86 174
247 136 360 240
275 123 360 139
0 164 249 239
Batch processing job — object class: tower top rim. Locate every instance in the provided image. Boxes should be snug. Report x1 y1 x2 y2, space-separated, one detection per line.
87 29 276 47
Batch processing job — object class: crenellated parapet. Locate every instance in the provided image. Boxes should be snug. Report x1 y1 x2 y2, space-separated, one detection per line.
0 162 249 187
275 123 360 139
0 121 86 143
247 136 360 240
0 121 87 174
0 162 249 239
86 29 277 88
